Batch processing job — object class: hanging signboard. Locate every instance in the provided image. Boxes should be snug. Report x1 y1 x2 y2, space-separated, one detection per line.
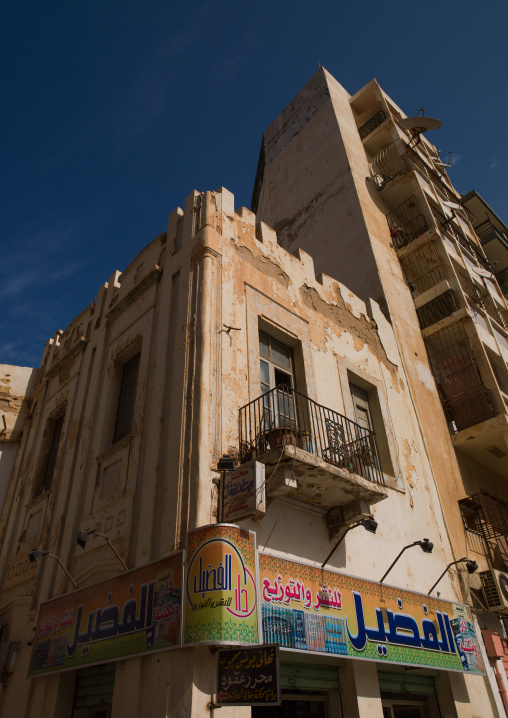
259 552 484 675
217 644 280 705
184 524 259 646
222 461 266 522
28 552 183 677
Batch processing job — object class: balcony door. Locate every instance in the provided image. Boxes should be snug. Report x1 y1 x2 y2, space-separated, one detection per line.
259 331 295 430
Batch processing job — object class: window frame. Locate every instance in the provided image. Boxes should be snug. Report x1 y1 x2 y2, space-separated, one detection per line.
112 352 140 445
33 410 66 496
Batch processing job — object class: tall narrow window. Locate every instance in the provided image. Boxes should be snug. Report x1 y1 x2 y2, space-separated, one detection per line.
35 414 65 495
259 331 295 429
350 383 382 473
113 353 140 443
350 384 374 432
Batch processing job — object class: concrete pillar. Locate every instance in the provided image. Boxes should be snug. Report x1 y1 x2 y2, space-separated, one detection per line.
435 670 501 718
340 660 383 718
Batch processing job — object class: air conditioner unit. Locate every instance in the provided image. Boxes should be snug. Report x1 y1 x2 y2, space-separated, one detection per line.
479 569 508 613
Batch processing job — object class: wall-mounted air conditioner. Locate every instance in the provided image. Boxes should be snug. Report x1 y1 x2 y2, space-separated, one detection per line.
479 569 508 613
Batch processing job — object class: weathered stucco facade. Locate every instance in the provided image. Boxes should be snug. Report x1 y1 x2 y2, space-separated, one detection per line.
1 69 508 718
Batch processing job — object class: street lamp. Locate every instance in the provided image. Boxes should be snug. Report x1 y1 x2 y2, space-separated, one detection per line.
427 558 478 595
380 539 434 584
28 549 78 588
321 516 378 569
76 529 128 571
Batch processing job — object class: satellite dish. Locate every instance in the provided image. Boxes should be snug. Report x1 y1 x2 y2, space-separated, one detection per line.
471 266 494 279
399 116 442 133
442 201 462 211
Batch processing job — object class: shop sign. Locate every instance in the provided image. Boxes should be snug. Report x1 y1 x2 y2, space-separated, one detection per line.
28 552 183 677
217 644 280 705
184 524 258 645
259 553 485 675
222 461 266 522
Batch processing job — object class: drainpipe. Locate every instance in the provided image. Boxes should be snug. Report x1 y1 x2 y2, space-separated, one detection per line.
493 661 508 718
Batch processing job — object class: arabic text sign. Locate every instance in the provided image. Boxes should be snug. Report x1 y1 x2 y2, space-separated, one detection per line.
259 553 484 674
217 645 280 705
222 461 266 522
28 552 183 677
184 524 258 645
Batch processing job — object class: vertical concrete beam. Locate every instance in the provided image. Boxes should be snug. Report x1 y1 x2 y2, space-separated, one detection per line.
340 660 384 718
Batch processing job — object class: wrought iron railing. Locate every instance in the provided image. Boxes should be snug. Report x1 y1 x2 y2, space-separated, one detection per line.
369 142 406 186
387 195 429 247
239 385 384 486
430 207 492 272
441 385 497 433
416 289 459 329
399 242 446 297
404 146 470 213
359 109 387 139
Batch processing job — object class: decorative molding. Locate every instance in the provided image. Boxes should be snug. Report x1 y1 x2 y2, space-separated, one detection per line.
46 337 89 379
106 265 162 323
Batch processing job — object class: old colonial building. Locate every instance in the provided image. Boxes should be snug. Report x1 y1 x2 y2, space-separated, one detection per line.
1 69 507 718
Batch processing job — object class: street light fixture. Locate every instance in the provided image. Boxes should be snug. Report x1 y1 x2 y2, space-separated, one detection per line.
321 516 378 569
28 549 78 588
427 558 478 595
380 539 434 584
76 529 128 571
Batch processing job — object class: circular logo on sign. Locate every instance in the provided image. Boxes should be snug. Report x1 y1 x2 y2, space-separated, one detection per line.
186 538 256 617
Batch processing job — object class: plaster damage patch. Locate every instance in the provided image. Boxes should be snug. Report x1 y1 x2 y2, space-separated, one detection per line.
403 440 417 488
231 241 290 288
416 360 436 391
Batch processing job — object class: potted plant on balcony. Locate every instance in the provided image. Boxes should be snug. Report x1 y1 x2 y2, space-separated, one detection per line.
349 443 375 478
265 424 299 450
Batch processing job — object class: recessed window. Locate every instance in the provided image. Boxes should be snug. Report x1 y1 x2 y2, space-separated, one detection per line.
113 353 140 444
347 376 394 477
34 413 65 495
259 331 296 428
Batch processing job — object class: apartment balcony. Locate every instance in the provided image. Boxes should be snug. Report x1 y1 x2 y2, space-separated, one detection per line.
431 207 493 273
459 492 508 563
450 404 508 477
239 386 388 510
369 139 475 224
442 385 498 433
358 109 388 139
424 322 508 474
386 195 432 248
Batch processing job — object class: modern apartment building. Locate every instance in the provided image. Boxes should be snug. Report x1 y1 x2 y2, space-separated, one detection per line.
0 69 506 718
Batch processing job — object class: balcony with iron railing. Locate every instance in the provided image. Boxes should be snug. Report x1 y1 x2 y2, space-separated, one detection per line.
386 195 431 248
358 109 387 140
441 384 498 433
369 139 475 224
425 324 508 474
239 385 388 509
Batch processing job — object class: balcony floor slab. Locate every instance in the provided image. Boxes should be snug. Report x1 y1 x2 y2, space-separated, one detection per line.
452 413 508 477
256 444 389 509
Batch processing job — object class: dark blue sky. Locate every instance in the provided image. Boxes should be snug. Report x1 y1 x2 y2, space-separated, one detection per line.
2 0 507 367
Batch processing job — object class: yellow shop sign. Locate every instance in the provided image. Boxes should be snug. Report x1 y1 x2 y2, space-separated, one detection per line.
184 524 259 645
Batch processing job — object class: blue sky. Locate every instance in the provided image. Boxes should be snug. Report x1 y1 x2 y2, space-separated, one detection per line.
2 0 507 367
